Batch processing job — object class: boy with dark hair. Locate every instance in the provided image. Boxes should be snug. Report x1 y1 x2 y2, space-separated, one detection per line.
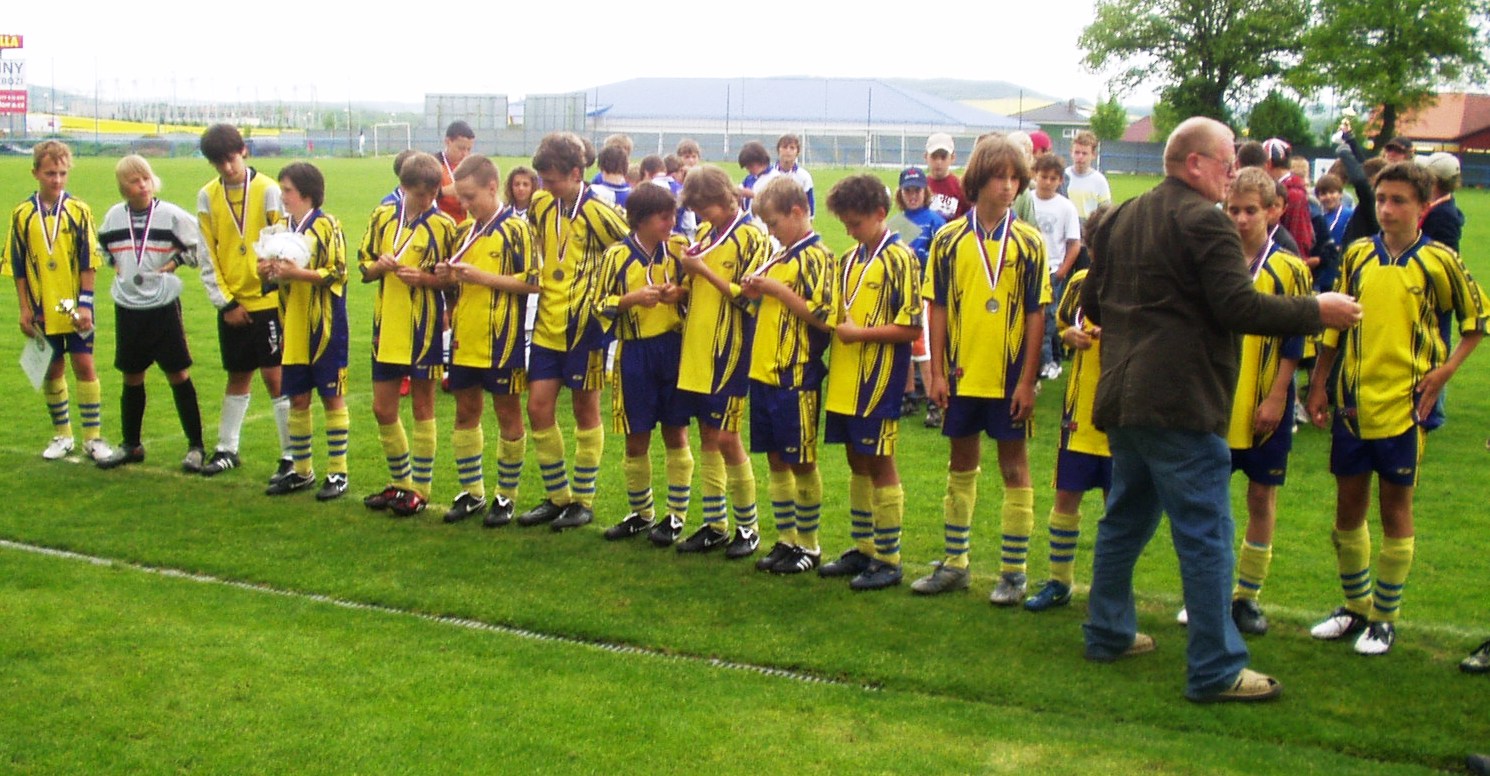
5 140 113 462
594 183 693 540
913 136 1050 602
195 123 289 480
259 162 351 500
818 174 923 589
675 139 702 168
1030 154 1082 382
1306 161 1487 655
436 120 476 221
744 175 835 573
436 155 537 525
517 133 630 530
359 152 460 515
95 155 205 471
595 144 633 208
736 140 772 212
382 149 417 207
753 134 816 218
674 164 770 555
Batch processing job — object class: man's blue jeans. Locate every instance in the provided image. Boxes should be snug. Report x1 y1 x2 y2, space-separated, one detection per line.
1083 426 1250 697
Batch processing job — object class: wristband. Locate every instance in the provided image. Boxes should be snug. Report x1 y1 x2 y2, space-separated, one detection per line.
78 292 94 309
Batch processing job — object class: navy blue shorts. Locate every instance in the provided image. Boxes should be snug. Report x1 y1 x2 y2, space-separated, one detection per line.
677 389 746 432
942 395 1031 441
371 361 442 383
45 331 94 363
823 411 898 456
446 364 525 395
528 340 605 391
1054 447 1111 493
282 361 347 399
1230 423 1293 486
612 332 688 434
1330 420 1422 487
749 382 819 463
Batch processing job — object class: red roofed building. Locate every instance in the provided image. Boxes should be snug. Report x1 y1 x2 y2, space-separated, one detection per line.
1381 92 1490 153
1121 115 1156 143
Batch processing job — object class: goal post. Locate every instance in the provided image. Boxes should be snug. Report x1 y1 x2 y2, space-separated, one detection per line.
372 122 411 157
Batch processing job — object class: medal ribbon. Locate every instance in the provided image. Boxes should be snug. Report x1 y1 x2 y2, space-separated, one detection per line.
750 232 819 279
556 184 589 265
630 236 671 286
391 199 433 263
450 206 510 265
685 209 748 261
126 199 158 273
35 192 68 258
973 210 1012 297
842 230 897 311
221 171 250 248
1248 238 1275 283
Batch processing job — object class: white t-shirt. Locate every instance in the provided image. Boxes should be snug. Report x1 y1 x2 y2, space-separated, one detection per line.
1030 192 1082 274
1064 166 1112 219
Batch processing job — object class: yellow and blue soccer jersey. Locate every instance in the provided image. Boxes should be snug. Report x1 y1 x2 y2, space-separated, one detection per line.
1227 246 1311 450
1324 234 1489 439
359 201 459 367
825 235 922 418
197 169 283 313
596 234 686 341
1056 269 1108 457
449 207 535 371
923 211 1051 399
4 193 95 335
527 186 629 352
278 210 348 367
677 215 771 395
748 234 835 389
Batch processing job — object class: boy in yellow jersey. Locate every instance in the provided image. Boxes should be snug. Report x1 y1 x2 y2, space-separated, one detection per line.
674 165 771 556
818 174 922 590
195 124 289 481
258 162 351 501
744 176 836 574
1025 205 1112 613
358 153 460 516
435 155 538 526
3 140 113 462
594 183 694 542
913 136 1051 601
517 133 629 531
1306 161 1487 655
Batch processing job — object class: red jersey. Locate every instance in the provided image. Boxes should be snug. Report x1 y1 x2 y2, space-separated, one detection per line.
927 174 969 221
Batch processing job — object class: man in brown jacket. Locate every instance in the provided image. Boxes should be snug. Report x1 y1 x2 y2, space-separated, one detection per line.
1079 117 1362 703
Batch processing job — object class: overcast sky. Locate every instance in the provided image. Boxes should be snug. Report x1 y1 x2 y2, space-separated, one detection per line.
5 0 1136 106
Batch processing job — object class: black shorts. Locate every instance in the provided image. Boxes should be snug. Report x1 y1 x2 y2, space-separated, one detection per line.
218 307 283 373
115 302 193 375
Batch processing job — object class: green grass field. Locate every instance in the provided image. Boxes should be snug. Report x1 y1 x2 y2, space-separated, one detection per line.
1 154 1488 773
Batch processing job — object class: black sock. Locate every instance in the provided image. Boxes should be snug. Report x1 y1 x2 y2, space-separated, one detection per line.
121 383 146 448
171 378 204 449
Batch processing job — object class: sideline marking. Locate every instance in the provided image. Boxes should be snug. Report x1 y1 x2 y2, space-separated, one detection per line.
0 537 880 691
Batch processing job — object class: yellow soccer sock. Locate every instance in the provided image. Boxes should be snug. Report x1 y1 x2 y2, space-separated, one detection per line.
1372 536 1416 623
726 460 758 530
44 377 71 437
453 426 485 500
76 379 102 442
1047 508 1082 587
325 407 350 475
768 469 797 545
943 468 979 569
532 425 571 505
496 435 525 501
794 467 822 552
850 473 875 555
1000 487 1035 576
623 454 655 519
663 444 693 518
378 421 412 489
872 484 904 567
411 418 437 497
1334 525 1373 617
1233 541 1273 601
573 425 604 507
289 407 314 476
699 450 727 530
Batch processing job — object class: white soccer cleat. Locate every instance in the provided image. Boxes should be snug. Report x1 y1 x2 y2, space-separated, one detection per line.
42 435 75 460
83 438 114 463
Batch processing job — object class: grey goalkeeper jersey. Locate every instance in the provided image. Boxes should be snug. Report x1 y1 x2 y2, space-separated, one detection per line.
97 198 201 309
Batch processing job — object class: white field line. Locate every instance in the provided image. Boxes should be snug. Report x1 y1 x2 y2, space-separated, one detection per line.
0 538 880 691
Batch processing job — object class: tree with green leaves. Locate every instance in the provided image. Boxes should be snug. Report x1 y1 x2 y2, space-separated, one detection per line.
1291 0 1490 145
1247 90 1314 147
1080 0 1308 124
1088 95 1129 141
